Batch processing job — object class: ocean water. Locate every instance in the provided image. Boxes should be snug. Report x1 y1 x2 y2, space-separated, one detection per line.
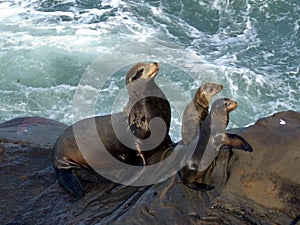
0 0 299 141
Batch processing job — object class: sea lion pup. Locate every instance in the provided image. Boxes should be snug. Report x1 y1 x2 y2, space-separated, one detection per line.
179 98 253 190
53 62 173 197
181 83 223 145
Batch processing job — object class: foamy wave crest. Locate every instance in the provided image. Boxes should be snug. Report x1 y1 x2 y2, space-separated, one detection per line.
0 0 298 137
0 84 76 124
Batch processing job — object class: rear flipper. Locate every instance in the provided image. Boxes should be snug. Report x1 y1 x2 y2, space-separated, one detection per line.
183 182 215 191
55 168 84 198
220 133 253 152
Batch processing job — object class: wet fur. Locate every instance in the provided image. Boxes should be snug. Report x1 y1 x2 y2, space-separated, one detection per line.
53 62 173 197
180 98 253 191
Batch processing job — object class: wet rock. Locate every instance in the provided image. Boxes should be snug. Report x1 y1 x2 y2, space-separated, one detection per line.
0 111 299 225
0 116 67 145
223 110 300 222
0 117 67 224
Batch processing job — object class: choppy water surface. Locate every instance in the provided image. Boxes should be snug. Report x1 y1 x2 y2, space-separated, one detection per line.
0 0 299 141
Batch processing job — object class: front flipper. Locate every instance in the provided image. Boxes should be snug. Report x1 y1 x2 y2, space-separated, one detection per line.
178 172 215 191
55 168 84 198
183 182 215 191
220 133 253 152
76 168 112 184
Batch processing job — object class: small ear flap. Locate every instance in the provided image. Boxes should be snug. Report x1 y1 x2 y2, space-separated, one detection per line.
220 133 253 152
198 91 208 105
199 90 206 98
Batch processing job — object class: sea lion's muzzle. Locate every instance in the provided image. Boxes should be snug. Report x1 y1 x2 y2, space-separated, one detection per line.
145 62 160 79
226 100 238 112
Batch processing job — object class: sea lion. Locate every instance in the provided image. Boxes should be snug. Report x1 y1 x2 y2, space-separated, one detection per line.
124 63 173 160
53 62 173 197
181 82 223 145
179 98 253 190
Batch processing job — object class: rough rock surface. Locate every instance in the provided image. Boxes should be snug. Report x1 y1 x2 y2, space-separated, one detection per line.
0 111 299 225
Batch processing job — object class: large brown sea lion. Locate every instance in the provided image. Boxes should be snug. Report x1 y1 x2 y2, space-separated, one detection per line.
179 98 253 190
53 62 173 197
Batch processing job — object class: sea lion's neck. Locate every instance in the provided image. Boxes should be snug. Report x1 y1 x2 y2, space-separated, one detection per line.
192 96 209 122
124 79 161 115
193 95 209 109
195 104 209 122
210 109 228 129
127 79 158 98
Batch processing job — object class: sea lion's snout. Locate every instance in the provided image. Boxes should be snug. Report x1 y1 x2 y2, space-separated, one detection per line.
152 62 159 68
226 99 238 112
213 84 223 96
147 62 160 78
218 84 223 92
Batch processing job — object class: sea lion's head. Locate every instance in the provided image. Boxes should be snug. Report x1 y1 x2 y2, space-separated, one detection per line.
210 98 238 127
193 83 223 107
224 98 238 113
126 62 160 85
212 97 237 116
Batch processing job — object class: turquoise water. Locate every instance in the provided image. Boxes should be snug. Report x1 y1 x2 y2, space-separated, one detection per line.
0 0 299 141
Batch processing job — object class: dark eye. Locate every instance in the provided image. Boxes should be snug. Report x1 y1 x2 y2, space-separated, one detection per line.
131 68 144 81
209 88 213 92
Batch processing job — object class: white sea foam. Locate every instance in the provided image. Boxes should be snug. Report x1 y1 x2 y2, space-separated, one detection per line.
0 2 27 19
0 0 299 136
